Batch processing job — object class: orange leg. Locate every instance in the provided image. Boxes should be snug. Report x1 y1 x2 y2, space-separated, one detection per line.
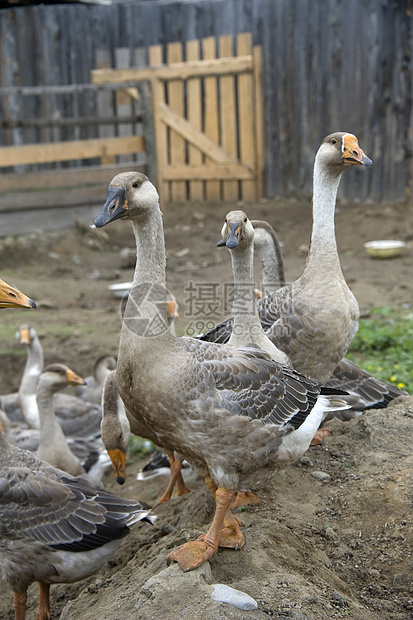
231 491 260 508
166 486 245 572
203 475 245 547
13 591 27 620
159 456 191 503
37 582 51 620
310 428 332 446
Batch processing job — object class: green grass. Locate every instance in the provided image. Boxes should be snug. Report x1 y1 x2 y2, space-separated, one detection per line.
127 436 156 458
347 306 413 392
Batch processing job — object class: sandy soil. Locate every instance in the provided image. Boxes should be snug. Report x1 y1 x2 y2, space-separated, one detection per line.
0 194 412 619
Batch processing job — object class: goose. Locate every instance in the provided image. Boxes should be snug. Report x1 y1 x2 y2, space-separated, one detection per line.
217 211 290 366
16 325 102 437
35 363 110 480
101 368 191 501
0 430 155 620
93 171 350 572
252 219 408 413
75 353 117 404
216 214 407 412
200 132 373 383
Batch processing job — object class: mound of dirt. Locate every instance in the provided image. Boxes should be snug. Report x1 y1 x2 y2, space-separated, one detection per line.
0 195 412 619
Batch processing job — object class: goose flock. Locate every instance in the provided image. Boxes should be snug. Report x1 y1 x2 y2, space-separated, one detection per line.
0 131 408 616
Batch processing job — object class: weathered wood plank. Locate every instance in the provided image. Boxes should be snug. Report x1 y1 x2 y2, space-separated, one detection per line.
163 164 253 181
0 163 144 193
219 35 238 201
0 136 145 167
167 42 186 201
149 45 168 206
92 56 254 84
237 33 255 201
253 44 264 201
158 102 239 165
202 36 220 201
186 39 203 201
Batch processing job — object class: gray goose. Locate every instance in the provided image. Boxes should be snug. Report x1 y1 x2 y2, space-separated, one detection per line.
0 431 154 620
93 171 349 572
200 132 373 383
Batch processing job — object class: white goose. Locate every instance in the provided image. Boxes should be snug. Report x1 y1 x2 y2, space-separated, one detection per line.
93 171 350 572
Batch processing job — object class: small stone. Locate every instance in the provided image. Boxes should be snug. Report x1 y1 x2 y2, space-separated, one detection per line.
310 471 331 482
210 584 258 611
331 591 348 608
393 573 411 590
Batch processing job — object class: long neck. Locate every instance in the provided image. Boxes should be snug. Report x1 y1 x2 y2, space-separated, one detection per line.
306 159 342 271
36 385 67 451
254 229 285 294
229 243 257 344
228 242 289 365
122 205 172 346
20 336 43 394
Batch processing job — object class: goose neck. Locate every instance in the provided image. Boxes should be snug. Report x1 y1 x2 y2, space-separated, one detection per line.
123 207 172 344
36 386 65 445
307 162 342 267
255 234 285 294
229 243 261 343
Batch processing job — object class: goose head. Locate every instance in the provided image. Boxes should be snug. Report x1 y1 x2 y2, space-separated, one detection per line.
94 172 159 228
316 132 373 173
16 324 37 346
0 279 36 309
38 363 85 394
217 210 255 250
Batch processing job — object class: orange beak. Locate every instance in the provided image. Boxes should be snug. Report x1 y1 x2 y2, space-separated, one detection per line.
166 299 179 319
65 368 86 387
19 327 31 345
342 134 373 167
107 448 127 484
0 279 36 310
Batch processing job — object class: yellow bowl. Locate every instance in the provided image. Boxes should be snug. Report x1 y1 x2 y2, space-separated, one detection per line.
364 240 406 259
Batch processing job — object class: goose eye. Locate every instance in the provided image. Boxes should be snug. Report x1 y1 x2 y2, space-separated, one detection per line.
132 181 141 188
244 218 247 223
331 138 338 145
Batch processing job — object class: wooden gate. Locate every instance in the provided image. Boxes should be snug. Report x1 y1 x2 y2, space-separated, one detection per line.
92 33 264 205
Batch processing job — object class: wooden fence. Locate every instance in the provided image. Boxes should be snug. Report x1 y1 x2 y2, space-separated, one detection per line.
0 0 411 212
92 33 264 205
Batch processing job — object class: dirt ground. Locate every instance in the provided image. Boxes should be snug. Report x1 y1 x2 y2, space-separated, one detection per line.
0 193 412 619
